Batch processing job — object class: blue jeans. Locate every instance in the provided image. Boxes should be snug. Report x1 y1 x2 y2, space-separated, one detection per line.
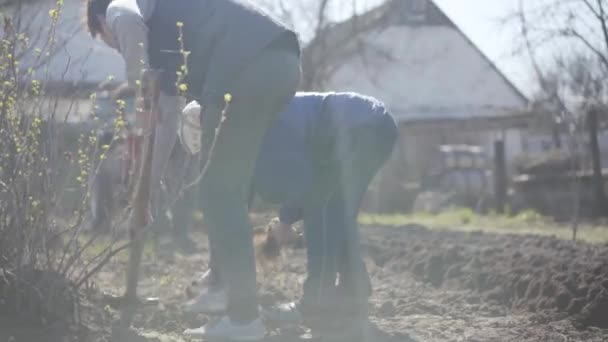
300 113 398 317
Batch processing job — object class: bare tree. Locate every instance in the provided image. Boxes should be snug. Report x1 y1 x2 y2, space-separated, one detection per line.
510 0 608 226
511 0 608 114
256 0 392 89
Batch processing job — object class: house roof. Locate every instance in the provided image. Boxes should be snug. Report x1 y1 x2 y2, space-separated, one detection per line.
430 1 528 105
317 0 530 123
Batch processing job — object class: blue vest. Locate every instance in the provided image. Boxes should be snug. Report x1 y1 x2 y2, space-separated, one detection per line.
144 0 299 98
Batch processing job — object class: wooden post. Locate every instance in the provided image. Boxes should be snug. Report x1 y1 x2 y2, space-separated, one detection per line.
588 108 607 217
494 140 507 214
119 70 160 326
551 122 562 149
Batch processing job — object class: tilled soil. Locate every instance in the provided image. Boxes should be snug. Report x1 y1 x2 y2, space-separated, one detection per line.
24 221 608 342
361 224 608 341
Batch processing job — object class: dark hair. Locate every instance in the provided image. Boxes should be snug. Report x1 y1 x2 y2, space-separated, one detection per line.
86 0 112 37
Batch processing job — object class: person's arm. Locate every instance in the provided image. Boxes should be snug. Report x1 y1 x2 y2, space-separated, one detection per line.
107 4 180 125
106 4 149 88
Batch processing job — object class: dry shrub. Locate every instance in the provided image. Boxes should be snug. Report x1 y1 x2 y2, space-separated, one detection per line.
0 1 130 326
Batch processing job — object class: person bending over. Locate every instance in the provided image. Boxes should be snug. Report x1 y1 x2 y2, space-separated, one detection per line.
186 92 398 339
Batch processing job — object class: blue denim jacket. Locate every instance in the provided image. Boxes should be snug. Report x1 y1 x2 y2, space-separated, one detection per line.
253 92 391 224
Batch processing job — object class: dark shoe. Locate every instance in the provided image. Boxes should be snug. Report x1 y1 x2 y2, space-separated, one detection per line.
263 300 368 335
183 288 227 315
262 301 328 334
184 316 266 341
261 302 303 327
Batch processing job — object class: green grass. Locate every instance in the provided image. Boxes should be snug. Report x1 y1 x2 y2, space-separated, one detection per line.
359 208 608 244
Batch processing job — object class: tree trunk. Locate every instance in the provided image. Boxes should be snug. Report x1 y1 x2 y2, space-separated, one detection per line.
551 122 562 149
588 108 607 217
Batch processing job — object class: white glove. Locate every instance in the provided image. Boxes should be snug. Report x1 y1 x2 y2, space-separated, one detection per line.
179 100 202 155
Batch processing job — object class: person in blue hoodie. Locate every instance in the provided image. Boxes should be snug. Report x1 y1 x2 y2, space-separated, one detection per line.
186 92 398 338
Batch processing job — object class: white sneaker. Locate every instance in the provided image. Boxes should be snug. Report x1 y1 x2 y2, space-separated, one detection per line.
186 269 220 299
183 289 227 314
195 269 212 287
184 316 265 341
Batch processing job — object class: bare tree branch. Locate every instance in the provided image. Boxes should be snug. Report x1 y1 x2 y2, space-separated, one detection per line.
259 0 392 90
581 0 608 55
562 28 608 69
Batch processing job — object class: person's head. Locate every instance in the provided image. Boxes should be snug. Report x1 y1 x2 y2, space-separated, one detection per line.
86 0 117 48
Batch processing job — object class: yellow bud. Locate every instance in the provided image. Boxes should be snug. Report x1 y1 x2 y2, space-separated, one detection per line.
176 21 184 27
192 211 204 221
224 93 232 103
178 83 188 92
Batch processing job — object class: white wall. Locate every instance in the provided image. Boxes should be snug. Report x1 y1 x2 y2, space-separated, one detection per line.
325 25 528 122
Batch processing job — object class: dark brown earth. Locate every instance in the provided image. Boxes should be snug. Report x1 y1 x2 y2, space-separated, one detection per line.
3 217 608 341
362 224 608 341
